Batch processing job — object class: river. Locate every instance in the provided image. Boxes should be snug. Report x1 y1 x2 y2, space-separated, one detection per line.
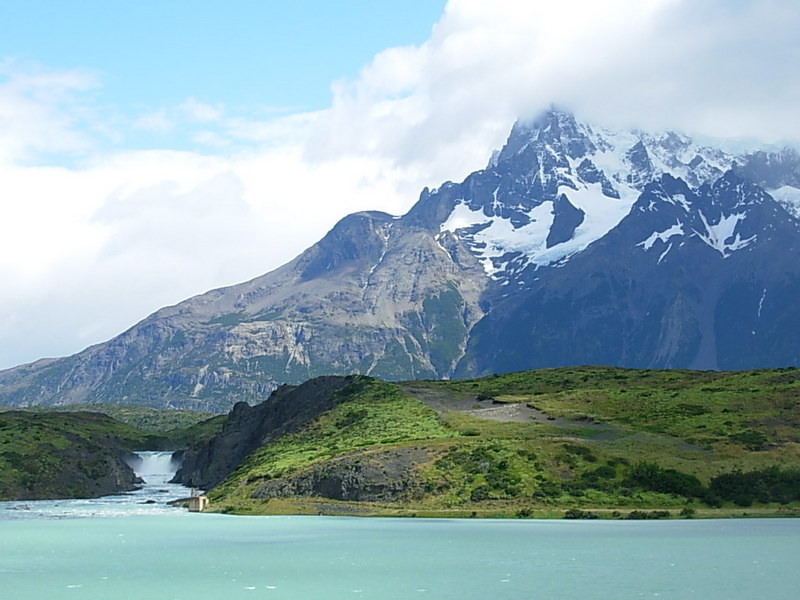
1 452 798 599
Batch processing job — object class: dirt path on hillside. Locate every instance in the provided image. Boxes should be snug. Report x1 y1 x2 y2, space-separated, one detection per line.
398 383 625 440
397 383 536 423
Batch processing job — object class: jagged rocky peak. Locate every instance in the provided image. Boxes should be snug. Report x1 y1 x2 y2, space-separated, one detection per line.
624 140 657 188
703 170 770 213
433 108 649 278
498 108 597 162
491 109 734 194
427 108 780 281
737 146 800 188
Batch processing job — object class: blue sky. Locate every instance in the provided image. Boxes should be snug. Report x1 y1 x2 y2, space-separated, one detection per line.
0 0 798 370
2 0 446 156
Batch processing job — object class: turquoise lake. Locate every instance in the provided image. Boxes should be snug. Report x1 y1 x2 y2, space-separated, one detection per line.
2 514 799 599
1 454 798 599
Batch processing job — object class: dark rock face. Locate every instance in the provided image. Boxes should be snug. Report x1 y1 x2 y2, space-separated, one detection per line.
625 141 656 188
173 376 356 489
737 147 800 189
251 447 429 502
54 449 141 500
576 158 619 198
299 211 394 281
547 194 585 248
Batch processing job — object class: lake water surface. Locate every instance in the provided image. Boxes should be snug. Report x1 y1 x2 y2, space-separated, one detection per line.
1 453 798 599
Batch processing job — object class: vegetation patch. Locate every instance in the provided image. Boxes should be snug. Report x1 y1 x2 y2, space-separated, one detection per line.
0 411 155 500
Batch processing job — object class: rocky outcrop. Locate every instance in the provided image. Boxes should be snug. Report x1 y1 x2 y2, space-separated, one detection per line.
546 193 585 248
172 375 357 489
45 444 141 499
251 447 430 503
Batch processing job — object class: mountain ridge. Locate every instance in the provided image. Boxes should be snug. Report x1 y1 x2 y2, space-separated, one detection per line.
1 108 798 411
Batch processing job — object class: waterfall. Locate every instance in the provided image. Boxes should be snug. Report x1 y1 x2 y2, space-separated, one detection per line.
128 451 181 485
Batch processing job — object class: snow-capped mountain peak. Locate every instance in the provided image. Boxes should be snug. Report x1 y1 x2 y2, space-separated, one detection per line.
435 108 745 276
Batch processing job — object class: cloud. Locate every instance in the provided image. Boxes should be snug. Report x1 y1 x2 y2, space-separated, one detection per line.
179 98 223 122
0 60 99 162
309 0 800 178
133 108 174 133
1 0 799 369
0 140 413 368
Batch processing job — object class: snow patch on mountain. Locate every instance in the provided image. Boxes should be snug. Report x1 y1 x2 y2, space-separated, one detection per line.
695 211 756 257
441 179 638 274
441 202 554 275
638 221 684 251
664 193 691 211
585 127 735 192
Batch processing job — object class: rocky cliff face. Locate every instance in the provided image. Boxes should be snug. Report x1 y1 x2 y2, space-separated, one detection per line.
251 446 429 503
0 108 798 411
173 375 357 489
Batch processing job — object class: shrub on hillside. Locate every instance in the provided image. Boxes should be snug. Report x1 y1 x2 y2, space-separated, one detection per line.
709 467 800 506
624 462 705 499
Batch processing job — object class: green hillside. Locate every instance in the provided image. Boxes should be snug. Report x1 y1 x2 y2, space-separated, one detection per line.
0 411 158 500
0 407 223 501
206 367 800 518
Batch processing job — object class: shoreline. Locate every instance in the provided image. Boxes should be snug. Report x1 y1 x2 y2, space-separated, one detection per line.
180 496 800 520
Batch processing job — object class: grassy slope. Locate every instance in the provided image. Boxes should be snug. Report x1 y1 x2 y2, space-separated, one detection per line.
208 367 800 518
7 403 225 449
438 366 800 475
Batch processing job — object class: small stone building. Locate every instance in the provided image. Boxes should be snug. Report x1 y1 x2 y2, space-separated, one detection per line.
188 495 209 512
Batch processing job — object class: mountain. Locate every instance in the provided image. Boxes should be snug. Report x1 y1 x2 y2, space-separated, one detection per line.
459 170 800 373
1 108 798 411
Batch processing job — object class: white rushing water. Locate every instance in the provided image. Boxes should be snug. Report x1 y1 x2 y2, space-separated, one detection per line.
0 450 193 520
126 450 181 484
